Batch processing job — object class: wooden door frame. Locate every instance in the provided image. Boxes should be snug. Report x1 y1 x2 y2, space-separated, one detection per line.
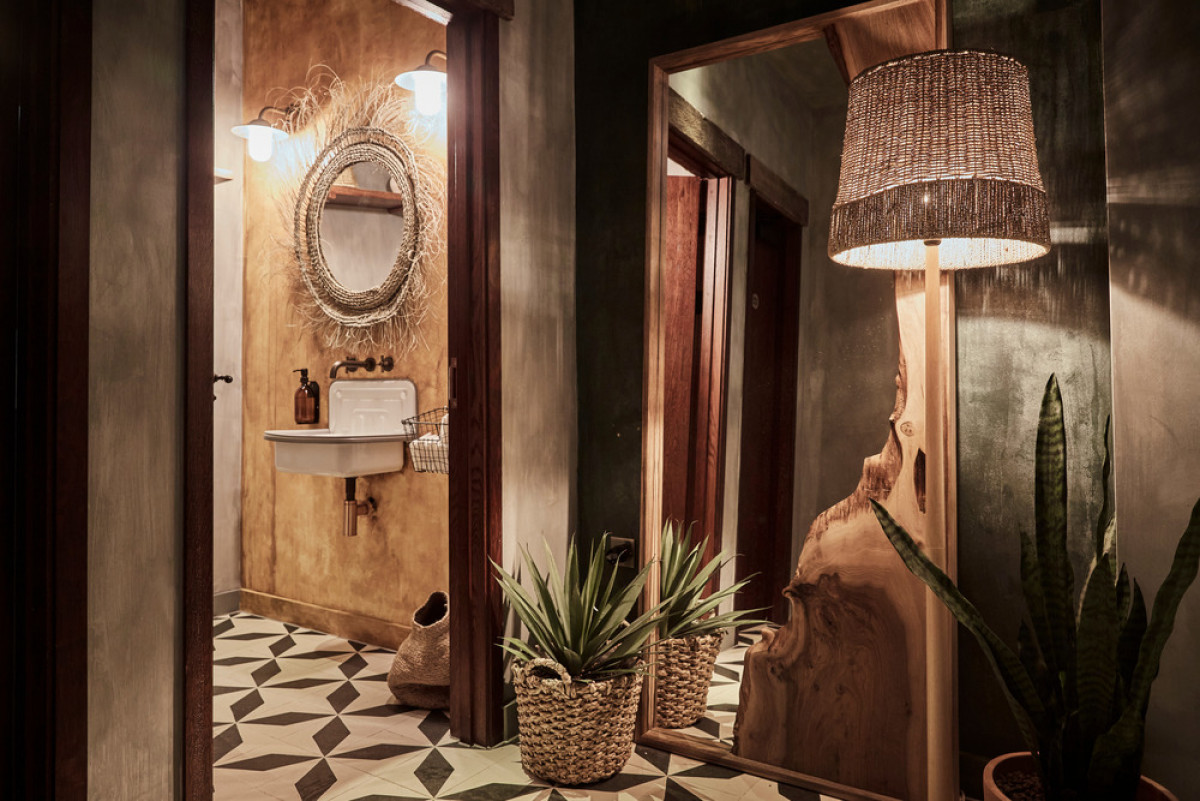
639 1 952 798
442 0 508 747
6 0 92 797
663 91 738 573
184 0 513 796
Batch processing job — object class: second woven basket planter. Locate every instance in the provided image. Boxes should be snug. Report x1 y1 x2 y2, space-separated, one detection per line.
653 630 723 728
512 658 643 785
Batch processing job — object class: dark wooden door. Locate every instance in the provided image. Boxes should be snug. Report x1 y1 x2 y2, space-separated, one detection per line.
736 198 802 624
662 175 705 529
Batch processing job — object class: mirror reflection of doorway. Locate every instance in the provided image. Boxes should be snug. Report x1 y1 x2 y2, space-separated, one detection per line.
661 150 733 576
735 196 802 625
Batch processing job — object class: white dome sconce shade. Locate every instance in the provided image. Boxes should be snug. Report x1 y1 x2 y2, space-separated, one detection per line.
232 105 292 163
395 49 448 116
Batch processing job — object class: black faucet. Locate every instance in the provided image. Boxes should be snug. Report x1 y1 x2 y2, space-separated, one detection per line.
329 355 395 379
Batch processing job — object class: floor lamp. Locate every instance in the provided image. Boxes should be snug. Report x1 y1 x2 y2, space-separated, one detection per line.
828 51 1051 801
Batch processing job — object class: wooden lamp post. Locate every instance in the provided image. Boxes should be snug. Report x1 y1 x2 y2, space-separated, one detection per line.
828 50 1051 801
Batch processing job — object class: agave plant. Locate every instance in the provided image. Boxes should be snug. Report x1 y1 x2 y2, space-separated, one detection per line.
871 375 1200 800
493 533 670 681
657 521 762 640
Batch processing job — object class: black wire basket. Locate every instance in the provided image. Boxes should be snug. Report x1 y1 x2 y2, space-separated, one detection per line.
404 406 449 474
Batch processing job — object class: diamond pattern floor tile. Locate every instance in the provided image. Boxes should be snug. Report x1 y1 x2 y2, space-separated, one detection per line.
212 613 841 801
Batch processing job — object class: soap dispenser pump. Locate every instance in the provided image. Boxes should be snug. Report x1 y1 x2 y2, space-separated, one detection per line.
293 368 320 424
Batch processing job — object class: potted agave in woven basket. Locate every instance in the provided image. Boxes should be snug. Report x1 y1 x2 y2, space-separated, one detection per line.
494 535 670 785
653 522 762 729
872 376 1199 801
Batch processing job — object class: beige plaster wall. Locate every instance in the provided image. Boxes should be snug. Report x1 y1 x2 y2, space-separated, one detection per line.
499 0 577 574
213 0 245 611
88 0 185 794
239 0 448 644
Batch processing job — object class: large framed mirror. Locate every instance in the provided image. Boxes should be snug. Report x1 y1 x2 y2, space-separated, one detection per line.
640 2 951 800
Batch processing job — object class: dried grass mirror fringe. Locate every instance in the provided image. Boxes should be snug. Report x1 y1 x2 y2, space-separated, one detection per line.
272 70 446 351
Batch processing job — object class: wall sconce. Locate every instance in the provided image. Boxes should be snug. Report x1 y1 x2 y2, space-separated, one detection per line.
232 105 291 162
395 50 447 116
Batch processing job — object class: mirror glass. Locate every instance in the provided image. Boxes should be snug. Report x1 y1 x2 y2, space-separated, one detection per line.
644 3 946 799
322 161 408 292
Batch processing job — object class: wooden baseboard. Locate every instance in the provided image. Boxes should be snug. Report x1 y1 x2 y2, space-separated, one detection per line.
239 588 410 649
213 589 241 617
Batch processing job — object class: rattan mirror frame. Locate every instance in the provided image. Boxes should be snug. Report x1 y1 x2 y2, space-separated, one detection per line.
293 126 426 334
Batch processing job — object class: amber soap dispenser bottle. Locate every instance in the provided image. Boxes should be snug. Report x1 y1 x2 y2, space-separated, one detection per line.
293 368 320 424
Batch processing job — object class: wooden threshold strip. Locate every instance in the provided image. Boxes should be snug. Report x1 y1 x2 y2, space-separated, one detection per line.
638 729 900 801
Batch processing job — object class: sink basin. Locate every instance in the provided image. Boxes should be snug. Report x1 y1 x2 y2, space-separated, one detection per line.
264 378 417 477
264 429 412 477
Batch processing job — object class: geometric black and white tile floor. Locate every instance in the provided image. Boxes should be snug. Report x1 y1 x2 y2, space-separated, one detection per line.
214 613 841 801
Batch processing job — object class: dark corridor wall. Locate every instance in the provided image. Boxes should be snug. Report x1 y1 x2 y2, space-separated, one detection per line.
951 0 1113 792
1103 0 1200 795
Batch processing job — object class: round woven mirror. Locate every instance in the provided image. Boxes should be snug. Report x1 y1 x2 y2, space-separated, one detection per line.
294 126 427 335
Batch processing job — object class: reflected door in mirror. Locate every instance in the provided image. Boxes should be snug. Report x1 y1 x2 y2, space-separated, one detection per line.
735 198 801 624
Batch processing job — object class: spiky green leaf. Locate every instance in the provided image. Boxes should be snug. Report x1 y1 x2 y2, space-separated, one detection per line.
1035 375 1077 695
1020 528 1056 681
493 533 670 681
1076 556 1119 747
1126 498 1200 715
1115 564 1131 623
1087 708 1145 799
1116 579 1146 696
1017 619 1052 691
656 520 761 639
872 500 1046 749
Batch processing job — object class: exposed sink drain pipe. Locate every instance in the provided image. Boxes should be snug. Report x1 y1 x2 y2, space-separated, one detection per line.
343 477 376 537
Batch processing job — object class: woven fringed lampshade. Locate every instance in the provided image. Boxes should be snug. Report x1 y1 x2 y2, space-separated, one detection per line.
829 50 1050 270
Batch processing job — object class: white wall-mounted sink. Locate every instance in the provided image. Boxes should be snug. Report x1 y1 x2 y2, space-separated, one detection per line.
264 378 417 477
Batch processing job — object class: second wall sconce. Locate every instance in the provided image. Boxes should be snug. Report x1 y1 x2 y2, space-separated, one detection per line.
232 105 292 162
395 50 447 116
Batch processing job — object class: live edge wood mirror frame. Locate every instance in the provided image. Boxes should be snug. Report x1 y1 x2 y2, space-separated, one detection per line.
640 2 950 801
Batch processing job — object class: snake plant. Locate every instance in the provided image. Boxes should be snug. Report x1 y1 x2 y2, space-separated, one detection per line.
493 533 670 681
871 375 1200 800
657 520 763 640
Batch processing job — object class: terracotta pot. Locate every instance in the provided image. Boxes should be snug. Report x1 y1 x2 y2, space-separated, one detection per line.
982 752 1178 801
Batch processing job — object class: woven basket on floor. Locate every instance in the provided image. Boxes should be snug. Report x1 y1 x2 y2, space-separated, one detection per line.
652 631 724 728
512 658 643 785
387 591 450 709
